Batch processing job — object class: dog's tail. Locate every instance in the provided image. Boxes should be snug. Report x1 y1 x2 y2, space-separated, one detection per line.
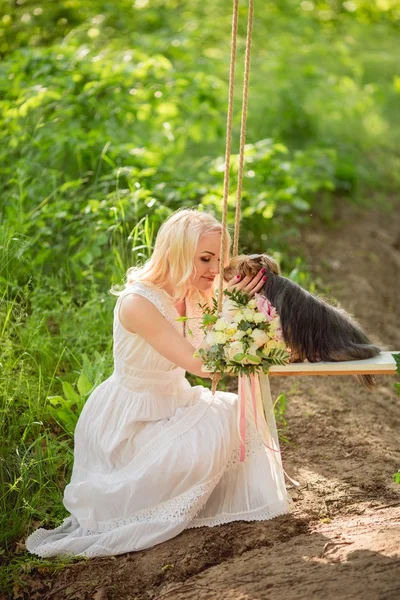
356 374 377 390
353 343 380 390
330 342 380 391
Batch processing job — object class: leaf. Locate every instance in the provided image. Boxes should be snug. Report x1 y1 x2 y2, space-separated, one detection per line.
61 381 80 404
393 472 400 484
233 353 246 362
81 353 93 379
48 407 76 434
203 313 218 325
392 353 400 375
47 396 65 407
247 354 261 364
77 372 93 396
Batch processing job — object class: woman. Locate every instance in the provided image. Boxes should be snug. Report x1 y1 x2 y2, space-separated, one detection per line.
25 208 290 559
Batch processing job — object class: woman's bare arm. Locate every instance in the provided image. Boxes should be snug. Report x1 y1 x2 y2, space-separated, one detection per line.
118 294 210 378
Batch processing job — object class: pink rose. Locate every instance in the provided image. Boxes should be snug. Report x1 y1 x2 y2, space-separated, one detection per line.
255 293 277 322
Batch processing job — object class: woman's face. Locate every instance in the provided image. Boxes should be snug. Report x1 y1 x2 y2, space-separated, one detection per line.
190 232 222 291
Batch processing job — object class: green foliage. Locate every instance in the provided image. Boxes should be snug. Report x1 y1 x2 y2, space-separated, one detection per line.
0 1 399 592
392 353 400 373
273 393 290 445
223 288 251 307
393 353 400 398
46 352 107 435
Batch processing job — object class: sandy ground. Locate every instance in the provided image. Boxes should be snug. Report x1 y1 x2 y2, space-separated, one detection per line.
12 199 400 599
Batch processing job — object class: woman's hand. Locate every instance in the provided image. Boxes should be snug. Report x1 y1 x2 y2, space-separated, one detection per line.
225 268 267 297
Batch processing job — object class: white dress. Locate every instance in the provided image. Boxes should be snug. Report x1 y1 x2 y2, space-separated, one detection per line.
25 282 290 558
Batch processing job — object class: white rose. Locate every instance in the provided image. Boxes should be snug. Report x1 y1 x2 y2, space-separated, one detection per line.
206 331 218 345
233 311 245 323
243 308 256 322
214 318 229 331
224 341 245 362
232 329 246 341
225 323 238 337
206 331 227 345
267 320 279 337
222 298 237 313
221 299 237 324
267 339 279 349
253 312 266 324
248 299 257 309
247 343 259 355
250 328 269 348
214 331 228 344
262 339 279 355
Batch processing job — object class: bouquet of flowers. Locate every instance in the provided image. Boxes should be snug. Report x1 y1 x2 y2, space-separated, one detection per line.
195 289 291 377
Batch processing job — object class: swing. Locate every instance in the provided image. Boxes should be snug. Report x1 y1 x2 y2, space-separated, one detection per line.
215 0 398 386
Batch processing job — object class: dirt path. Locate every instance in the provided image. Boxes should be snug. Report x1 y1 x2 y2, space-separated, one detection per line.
20 200 400 600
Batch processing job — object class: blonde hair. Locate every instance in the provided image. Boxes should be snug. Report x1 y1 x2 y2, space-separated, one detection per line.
112 208 231 306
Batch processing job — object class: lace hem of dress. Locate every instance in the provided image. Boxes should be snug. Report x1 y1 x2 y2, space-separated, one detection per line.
187 500 290 529
25 502 290 559
25 471 225 557
26 519 116 558
25 515 80 558
83 471 224 534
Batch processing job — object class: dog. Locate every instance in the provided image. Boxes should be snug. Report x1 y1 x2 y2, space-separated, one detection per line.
223 254 381 389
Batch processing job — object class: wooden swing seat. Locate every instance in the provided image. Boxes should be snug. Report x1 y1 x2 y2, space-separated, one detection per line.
268 351 398 377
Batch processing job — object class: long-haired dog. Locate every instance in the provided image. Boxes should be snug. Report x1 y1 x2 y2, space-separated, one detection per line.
223 254 381 389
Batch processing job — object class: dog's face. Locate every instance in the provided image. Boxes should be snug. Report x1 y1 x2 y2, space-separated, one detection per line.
223 254 280 282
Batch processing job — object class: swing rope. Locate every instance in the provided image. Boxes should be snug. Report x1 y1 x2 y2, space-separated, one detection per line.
216 0 240 316
233 0 254 258
213 0 254 393
216 0 254 312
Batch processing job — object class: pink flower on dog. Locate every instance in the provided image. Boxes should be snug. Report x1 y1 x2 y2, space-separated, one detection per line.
255 293 277 322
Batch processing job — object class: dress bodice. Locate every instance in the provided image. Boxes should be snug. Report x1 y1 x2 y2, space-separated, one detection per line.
109 281 208 421
113 282 180 375
112 281 206 375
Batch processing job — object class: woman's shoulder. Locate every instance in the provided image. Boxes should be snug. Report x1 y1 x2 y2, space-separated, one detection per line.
118 281 176 323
